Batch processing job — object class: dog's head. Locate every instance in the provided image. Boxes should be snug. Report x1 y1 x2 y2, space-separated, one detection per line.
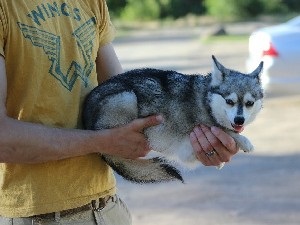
209 55 264 132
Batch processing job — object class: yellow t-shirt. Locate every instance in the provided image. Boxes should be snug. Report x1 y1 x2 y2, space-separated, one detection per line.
0 0 117 217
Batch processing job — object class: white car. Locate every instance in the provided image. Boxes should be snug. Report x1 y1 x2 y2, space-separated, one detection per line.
246 16 300 94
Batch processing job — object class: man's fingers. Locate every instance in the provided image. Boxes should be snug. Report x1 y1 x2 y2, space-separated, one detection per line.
192 126 212 153
191 125 237 166
131 115 164 132
211 126 238 153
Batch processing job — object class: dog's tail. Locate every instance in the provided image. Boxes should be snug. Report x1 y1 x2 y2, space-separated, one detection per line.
102 155 184 184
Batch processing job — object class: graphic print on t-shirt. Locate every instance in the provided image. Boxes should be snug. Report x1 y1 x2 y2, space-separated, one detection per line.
17 17 96 92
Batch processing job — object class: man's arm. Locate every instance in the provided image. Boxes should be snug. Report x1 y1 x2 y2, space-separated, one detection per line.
0 44 162 164
0 55 91 163
96 42 123 83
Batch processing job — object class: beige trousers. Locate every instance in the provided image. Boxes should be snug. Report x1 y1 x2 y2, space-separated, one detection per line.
0 196 132 225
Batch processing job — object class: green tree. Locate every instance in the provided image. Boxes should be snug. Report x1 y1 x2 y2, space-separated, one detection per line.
282 0 300 12
160 0 205 19
204 0 265 21
106 0 127 18
120 0 161 21
204 0 289 21
107 0 296 21
109 0 205 21
259 0 288 14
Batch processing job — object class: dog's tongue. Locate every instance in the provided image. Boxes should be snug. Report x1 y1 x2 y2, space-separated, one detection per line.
233 125 244 133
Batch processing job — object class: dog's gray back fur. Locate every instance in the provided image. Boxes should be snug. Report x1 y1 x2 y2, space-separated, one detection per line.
83 56 264 184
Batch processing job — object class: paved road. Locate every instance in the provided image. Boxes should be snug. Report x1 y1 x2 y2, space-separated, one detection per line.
114 26 248 75
112 25 300 225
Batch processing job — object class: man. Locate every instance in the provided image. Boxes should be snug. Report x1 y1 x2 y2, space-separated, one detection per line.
0 0 238 224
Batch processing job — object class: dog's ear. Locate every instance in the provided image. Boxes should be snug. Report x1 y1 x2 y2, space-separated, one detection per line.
249 61 264 82
211 55 226 86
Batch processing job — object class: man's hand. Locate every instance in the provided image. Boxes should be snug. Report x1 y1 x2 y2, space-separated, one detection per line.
190 125 239 167
101 115 163 159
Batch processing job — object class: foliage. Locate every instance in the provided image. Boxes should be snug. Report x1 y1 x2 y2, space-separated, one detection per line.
260 0 289 14
120 0 160 21
204 0 290 21
106 0 300 21
107 0 205 21
159 0 205 19
106 0 127 18
281 0 300 12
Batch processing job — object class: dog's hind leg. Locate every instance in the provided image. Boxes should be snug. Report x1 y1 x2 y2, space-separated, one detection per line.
93 91 139 130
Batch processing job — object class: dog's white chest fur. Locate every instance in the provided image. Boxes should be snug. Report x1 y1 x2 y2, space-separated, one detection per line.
146 126 198 169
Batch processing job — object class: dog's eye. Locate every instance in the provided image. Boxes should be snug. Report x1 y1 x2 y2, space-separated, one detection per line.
245 101 254 107
225 99 235 106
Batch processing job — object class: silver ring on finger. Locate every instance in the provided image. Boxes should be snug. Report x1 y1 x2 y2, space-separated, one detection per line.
205 149 217 157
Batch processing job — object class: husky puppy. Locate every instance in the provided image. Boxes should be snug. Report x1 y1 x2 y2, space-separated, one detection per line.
83 56 264 183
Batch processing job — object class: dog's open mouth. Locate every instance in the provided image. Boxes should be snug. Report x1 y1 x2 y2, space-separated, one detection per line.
232 124 244 133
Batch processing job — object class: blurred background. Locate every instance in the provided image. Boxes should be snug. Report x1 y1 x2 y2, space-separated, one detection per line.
107 1 300 224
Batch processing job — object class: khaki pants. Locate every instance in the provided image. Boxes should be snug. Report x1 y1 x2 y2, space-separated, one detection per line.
0 195 132 225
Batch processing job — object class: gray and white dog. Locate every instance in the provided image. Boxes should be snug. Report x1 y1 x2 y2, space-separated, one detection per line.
83 56 264 184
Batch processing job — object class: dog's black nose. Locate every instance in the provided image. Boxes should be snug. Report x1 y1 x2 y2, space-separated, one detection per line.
234 116 245 125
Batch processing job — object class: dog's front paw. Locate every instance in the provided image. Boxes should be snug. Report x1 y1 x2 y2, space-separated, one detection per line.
236 135 254 153
227 131 254 153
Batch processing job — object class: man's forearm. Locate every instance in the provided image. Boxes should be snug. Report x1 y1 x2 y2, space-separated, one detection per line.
0 116 99 163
